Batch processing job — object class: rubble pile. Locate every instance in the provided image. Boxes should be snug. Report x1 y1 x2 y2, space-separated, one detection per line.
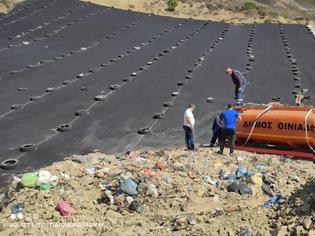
0 148 313 235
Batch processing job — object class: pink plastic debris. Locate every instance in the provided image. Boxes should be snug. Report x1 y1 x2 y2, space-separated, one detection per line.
56 201 76 216
125 151 140 160
143 168 155 177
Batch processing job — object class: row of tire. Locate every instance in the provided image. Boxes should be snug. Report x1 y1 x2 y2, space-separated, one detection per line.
279 24 311 102
1 19 207 169
136 25 230 136
4 16 185 120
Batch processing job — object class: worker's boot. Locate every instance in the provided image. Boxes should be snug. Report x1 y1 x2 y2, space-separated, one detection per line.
236 99 243 106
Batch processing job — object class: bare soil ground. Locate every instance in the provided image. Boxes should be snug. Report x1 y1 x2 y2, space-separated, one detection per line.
0 0 23 13
82 0 315 24
0 148 314 235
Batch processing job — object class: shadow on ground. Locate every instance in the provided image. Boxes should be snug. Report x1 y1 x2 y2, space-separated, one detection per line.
270 177 315 235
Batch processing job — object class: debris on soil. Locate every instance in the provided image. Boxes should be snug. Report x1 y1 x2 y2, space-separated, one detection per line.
0 148 313 235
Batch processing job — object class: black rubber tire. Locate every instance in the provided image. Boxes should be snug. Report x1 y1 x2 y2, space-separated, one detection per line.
63 80 72 85
94 95 106 101
46 87 54 92
0 159 18 170
122 77 132 82
17 87 28 91
177 81 185 86
11 104 22 110
110 84 120 90
75 110 88 116
153 113 165 119
80 86 89 92
206 97 214 103
163 102 173 107
30 96 41 101
20 144 37 152
137 127 151 135
57 124 72 132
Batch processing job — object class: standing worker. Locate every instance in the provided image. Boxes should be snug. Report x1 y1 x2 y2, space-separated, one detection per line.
210 114 222 147
217 104 241 155
226 67 247 105
183 104 195 150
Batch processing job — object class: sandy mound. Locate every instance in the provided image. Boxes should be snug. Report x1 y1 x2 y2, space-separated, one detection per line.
81 0 315 25
0 0 24 13
0 148 314 235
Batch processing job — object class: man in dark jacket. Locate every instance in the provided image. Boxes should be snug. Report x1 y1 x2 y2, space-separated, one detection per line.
210 114 222 147
226 67 247 105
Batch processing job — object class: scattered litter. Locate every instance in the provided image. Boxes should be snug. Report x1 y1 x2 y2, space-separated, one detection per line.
10 203 24 220
238 182 252 195
125 196 133 206
289 175 300 182
262 183 274 196
155 160 167 170
262 194 283 208
227 182 239 193
102 190 115 205
120 178 138 196
255 162 269 168
1 148 312 234
99 182 110 190
223 174 236 181
85 167 96 175
38 170 51 184
227 182 252 195
125 151 140 160
11 203 24 215
21 172 38 188
39 182 51 190
143 168 155 177
240 226 250 236
145 183 159 198
129 200 144 213
56 201 76 216
202 176 216 185
235 166 248 179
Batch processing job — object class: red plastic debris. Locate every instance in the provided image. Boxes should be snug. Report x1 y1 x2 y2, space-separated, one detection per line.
143 168 155 177
155 161 167 170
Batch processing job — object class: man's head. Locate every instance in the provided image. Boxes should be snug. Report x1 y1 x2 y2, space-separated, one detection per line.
227 103 233 109
226 67 233 76
188 104 195 111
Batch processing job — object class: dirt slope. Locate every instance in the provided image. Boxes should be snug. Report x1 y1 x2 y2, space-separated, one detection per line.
0 148 314 235
0 0 24 13
82 0 315 24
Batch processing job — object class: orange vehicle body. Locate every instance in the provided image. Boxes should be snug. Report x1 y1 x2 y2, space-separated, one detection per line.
235 103 315 159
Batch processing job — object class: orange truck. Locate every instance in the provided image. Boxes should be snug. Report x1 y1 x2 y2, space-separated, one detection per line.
235 103 314 159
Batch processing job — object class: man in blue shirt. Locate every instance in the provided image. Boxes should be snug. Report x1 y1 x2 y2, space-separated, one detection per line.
226 67 247 105
217 104 241 155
